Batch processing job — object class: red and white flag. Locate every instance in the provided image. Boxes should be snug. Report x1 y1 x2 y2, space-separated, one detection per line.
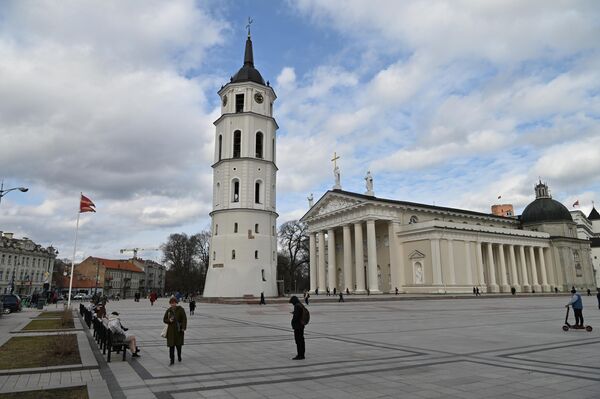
80 194 96 213
572 200 580 208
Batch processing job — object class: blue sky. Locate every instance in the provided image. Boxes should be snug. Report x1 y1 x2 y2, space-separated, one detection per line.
0 0 599 261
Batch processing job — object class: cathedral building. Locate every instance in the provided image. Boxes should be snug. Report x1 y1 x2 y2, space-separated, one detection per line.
203 31 278 297
301 180 596 294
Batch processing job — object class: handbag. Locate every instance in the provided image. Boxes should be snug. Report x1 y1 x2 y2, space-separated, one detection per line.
161 324 168 338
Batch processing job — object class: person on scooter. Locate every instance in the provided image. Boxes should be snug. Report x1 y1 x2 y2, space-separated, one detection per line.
566 288 584 328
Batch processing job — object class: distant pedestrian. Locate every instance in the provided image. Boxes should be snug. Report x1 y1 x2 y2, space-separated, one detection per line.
555 287 559 294
333 288 336 295
473 287 477 295
511 287 516 295
566 288 584 328
289 296 306 360
326 287 330 296
587 288 591 296
395 287 399 295
189 298 196 315
338 292 344 302
346 288 350 295
260 292 266 305
475 287 480 296
163 296 187 366
304 293 310 305
149 291 157 306
315 288 319 296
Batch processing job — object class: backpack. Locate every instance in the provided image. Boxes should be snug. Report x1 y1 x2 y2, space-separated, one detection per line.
300 304 310 325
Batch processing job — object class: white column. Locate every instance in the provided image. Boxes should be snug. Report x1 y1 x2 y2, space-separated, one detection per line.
309 233 317 294
343 225 352 292
317 231 326 294
464 241 474 286
366 219 380 293
476 242 486 289
431 238 442 286
388 222 402 293
354 222 366 293
446 239 456 286
509 245 520 292
486 243 499 293
498 244 509 292
538 247 550 292
519 245 530 292
529 246 540 292
327 228 336 292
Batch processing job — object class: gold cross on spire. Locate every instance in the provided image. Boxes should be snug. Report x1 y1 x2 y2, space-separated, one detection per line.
331 152 340 169
246 17 253 38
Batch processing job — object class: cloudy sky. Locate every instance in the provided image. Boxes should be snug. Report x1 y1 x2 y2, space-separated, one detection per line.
1 0 599 262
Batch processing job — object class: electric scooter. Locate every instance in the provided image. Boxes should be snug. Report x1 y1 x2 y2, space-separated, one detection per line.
562 306 592 332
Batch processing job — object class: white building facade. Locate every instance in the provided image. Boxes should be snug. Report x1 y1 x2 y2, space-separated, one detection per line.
203 33 278 297
301 182 596 294
0 232 57 295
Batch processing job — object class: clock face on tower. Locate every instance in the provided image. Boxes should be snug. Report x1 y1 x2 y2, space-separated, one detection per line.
254 92 264 104
222 95 227 106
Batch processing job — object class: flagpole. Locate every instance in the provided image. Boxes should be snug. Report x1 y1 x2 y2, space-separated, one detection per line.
67 197 81 309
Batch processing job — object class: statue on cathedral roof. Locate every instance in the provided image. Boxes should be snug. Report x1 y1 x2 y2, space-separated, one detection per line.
365 171 374 196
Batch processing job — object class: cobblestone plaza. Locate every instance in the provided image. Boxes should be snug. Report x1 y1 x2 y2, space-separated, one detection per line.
1 295 600 398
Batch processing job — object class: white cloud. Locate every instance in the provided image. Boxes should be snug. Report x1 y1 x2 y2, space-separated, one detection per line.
276 67 296 90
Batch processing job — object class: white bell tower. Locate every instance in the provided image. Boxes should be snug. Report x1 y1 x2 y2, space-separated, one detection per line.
203 30 278 298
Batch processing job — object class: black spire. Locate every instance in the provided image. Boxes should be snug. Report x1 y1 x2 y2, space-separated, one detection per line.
244 36 254 67
230 32 265 85
589 205 600 221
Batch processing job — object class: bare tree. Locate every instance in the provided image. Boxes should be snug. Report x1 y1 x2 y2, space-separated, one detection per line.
162 231 210 294
278 220 309 293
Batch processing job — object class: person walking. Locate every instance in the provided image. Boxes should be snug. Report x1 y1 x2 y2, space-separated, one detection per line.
566 288 584 328
163 296 187 365
189 297 196 315
338 292 344 302
149 291 157 306
260 292 266 305
587 288 591 296
304 292 310 305
289 296 305 360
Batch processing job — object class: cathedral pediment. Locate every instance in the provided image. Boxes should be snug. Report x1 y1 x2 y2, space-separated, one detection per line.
315 197 361 216
302 192 364 221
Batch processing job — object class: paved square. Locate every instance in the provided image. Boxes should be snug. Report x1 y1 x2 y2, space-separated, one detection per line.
92 295 600 399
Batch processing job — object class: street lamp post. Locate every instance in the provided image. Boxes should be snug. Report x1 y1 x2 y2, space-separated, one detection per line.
0 180 28 205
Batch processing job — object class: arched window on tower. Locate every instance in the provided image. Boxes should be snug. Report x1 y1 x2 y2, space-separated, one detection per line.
255 180 262 204
232 178 240 202
272 138 275 161
233 130 241 158
234 222 238 233
232 250 236 260
255 250 259 259
255 132 263 158
218 134 222 161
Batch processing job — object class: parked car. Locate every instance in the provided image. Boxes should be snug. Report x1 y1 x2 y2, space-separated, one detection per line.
73 293 87 300
0 294 22 313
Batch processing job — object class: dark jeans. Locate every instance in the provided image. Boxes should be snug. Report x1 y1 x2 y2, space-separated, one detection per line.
294 327 305 357
574 309 584 326
169 345 182 362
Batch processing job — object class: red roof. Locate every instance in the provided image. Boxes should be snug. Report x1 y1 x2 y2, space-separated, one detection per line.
90 257 144 273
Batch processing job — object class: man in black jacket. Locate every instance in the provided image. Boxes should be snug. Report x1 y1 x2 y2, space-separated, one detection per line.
289 296 305 360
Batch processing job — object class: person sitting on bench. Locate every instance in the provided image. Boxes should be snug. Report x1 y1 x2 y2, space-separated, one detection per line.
108 311 140 357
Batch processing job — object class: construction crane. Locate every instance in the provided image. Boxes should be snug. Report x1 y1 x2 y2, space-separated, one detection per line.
120 248 159 259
